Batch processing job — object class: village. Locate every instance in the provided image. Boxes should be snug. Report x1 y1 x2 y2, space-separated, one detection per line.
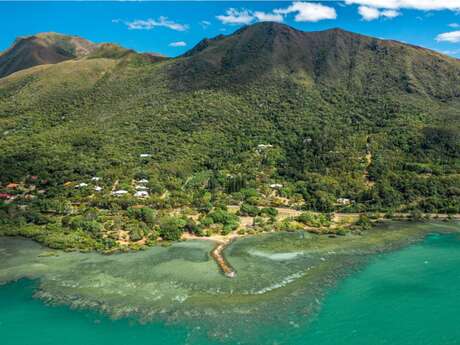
2 146 459 261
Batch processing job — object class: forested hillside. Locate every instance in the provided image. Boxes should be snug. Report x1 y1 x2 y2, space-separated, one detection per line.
0 22 459 250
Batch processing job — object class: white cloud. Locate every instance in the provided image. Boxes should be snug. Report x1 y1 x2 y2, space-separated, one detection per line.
358 5 381 20
345 0 460 11
358 5 401 20
216 8 254 25
436 30 460 43
200 20 211 29
253 11 284 23
217 2 336 26
125 17 188 31
449 23 460 28
216 8 284 25
169 41 187 47
275 2 337 22
381 9 401 18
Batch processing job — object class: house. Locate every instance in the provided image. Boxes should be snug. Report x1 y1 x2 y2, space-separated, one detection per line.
140 154 152 158
6 183 18 189
270 183 283 189
30 176 39 181
257 144 273 150
134 191 149 198
112 190 128 196
91 177 101 182
76 183 88 188
63 181 73 187
94 186 102 192
337 198 352 205
135 185 148 190
0 193 12 200
138 179 149 184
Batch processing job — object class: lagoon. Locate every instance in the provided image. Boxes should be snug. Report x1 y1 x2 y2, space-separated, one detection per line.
1 222 459 345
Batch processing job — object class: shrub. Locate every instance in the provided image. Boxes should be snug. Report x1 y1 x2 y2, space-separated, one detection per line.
127 207 156 225
238 203 260 217
356 214 372 230
260 207 278 218
158 216 187 241
296 212 331 228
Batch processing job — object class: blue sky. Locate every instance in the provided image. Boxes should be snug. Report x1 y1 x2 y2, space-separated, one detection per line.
1 1 460 58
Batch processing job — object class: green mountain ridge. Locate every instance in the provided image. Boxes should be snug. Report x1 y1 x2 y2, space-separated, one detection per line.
0 32 167 78
0 22 459 248
173 23 460 99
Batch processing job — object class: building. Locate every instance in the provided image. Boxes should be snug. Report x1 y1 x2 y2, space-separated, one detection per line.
112 190 128 196
76 183 88 188
134 191 149 198
135 185 148 190
337 198 352 205
257 144 273 150
270 183 283 189
91 177 101 182
6 183 18 189
94 186 102 192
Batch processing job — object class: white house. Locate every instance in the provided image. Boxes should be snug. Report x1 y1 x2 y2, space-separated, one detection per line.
91 177 101 182
112 190 128 196
135 185 148 190
337 198 352 205
270 183 283 189
257 144 273 150
138 179 149 184
94 186 102 192
76 183 88 188
134 191 149 198
140 154 152 158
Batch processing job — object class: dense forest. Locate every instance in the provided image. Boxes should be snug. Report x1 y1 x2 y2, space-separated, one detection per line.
0 23 459 251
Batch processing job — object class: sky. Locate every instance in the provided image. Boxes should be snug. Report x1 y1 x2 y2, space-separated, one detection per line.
1 1 460 58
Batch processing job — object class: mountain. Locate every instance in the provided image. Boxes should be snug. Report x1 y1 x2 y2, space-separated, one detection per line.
174 22 460 99
0 32 99 78
0 22 459 219
0 32 168 79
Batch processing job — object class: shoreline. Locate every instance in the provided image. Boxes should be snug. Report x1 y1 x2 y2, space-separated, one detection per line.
181 215 460 278
0 221 459 324
182 232 239 278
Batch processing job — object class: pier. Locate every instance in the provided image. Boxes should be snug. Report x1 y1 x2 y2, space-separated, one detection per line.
211 238 237 278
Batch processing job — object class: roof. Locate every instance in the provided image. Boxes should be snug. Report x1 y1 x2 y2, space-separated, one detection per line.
112 190 128 195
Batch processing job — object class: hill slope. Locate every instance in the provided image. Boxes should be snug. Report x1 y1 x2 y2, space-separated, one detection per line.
0 22 459 242
0 32 100 78
174 22 460 100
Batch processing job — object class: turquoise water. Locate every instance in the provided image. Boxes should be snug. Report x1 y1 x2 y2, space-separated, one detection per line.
1 230 460 344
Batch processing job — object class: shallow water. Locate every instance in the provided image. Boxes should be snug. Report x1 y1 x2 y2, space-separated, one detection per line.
1 221 460 344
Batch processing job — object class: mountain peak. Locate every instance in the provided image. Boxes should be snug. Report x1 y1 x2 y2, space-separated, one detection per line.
172 22 460 98
0 32 98 78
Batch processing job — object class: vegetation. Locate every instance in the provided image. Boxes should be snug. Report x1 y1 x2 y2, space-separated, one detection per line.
0 22 459 251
